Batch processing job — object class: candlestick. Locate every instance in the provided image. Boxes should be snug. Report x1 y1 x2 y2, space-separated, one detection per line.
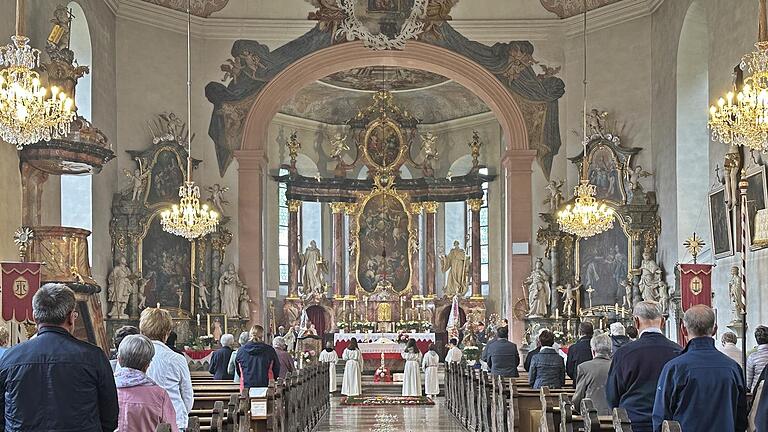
555 308 559 320
411 297 415 309
615 303 619 315
196 314 200 326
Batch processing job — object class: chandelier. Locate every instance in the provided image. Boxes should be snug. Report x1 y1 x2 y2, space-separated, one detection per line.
0 0 75 149
557 0 614 238
708 0 768 150
160 0 218 240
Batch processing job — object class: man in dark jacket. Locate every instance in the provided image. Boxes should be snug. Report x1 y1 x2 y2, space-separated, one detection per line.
524 327 549 371
484 326 520 377
529 330 565 389
609 322 631 352
236 325 281 387
209 333 235 380
606 301 681 432
652 305 747 432
566 321 594 383
0 283 118 432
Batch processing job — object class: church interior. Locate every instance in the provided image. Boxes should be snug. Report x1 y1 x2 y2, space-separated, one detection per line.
0 0 767 431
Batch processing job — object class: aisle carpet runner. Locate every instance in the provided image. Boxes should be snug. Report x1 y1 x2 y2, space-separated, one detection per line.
341 396 435 406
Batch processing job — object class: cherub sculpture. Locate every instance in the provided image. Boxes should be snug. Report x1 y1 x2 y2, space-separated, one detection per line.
543 179 564 213
627 165 653 192
421 132 439 160
329 133 349 159
206 184 230 215
586 109 609 137
123 160 150 202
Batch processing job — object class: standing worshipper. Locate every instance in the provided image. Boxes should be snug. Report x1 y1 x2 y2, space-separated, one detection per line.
0 327 8 360
626 326 639 341
236 325 281 388
111 325 140 372
606 301 681 432
272 336 295 379
572 333 612 415
566 322 594 384
652 305 747 432
140 307 194 432
228 331 250 383
719 331 744 369
422 343 440 398
747 325 768 392
446 338 463 363
341 338 362 397
0 284 118 432
401 338 422 396
528 330 565 389
209 333 235 380
165 331 184 355
484 326 520 377
524 328 549 372
609 322 631 352
115 334 179 432
319 342 339 393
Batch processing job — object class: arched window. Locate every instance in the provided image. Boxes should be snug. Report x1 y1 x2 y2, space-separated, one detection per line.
60 2 93 262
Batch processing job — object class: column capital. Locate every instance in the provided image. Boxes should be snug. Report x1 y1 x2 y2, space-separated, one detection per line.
287 200 302 212
422 201 439 214
467 198 484 212
330 202 346 214
234 149 268 172
500 149 537 172
409 203 423 215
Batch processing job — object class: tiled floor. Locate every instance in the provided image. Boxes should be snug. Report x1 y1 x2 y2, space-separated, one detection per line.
314 395 466 432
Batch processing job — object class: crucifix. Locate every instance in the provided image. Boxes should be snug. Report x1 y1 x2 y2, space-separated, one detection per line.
585 285 595 310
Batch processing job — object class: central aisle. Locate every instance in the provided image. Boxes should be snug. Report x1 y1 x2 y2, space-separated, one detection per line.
314 396 465 431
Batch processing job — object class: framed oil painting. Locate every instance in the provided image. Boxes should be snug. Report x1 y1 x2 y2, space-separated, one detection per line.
141 215 192 316
745 165 768 250
206 313 228 343
577 216 630 308
587 145 624 203
709 185 734 259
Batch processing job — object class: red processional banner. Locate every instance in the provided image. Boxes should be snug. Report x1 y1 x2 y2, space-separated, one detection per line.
677 264 714 311
1 262 42 322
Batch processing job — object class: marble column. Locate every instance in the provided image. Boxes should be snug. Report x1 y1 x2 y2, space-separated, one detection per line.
409 204 422 296
423 202 438 297
287 200 301 299
467 198 483 299
330 203 346 298
345 204 359 297
234 149 268 324
502 149 537 344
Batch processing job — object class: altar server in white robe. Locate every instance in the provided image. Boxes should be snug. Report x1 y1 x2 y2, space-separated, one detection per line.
319 342 339 393
422 343 440 398
446 338 463 363
401 338 423 397
341 338 362 396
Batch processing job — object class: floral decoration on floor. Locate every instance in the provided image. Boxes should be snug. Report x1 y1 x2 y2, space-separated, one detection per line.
341 396 435 406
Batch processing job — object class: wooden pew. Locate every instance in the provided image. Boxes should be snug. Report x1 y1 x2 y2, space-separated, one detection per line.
555 393 633 432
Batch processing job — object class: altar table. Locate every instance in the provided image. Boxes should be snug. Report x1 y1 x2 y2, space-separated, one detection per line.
333 333 436 358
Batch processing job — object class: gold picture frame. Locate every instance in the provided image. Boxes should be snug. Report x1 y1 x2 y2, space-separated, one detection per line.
206 313 228 342
362 117 407 172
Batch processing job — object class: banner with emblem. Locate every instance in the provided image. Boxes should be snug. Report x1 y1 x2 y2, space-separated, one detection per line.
1 262 42 322
677 263 713 311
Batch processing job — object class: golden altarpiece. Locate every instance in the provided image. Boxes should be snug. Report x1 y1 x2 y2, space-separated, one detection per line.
277 91 494 337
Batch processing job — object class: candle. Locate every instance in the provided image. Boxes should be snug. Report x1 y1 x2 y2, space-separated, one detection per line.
156 302 160 308
411 298 415 309
555 309 559 320
615 303 619 315
196 314 200 326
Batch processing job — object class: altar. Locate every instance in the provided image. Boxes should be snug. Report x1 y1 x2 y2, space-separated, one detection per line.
334 332 436 372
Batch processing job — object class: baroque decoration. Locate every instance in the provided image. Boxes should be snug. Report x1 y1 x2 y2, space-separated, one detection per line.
140 0 229 17
0 0 74 149
335 0 429 50
709 0 768 151
539 0 624 18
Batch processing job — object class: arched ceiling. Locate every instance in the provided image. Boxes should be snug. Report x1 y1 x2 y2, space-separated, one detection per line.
278 67 491 125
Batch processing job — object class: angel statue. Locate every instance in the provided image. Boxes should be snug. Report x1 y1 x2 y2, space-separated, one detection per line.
123 161 150 202
728 266 745 320
586 109 609 137
300 240 328 300
543 179 564 213
627 165 653 192
206 184 230 215
440 240 470 298
421 132 439 160
524 258 551 317
329 133 349 159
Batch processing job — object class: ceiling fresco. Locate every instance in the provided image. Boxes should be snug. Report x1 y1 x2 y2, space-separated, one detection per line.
280 78 491 125
139 0 230 17
320 67 450 91
539 0 625 18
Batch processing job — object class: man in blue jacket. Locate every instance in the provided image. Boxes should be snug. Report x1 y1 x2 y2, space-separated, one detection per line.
606 301 681 432
483 326 520 377
566 321 594 384
0 284 119 432
652 305 747 432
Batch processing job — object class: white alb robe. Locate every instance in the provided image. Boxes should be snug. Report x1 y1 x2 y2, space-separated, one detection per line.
319 349 339 392
401 351 422 397
341 348 362 396
422 351 440 397
446 346 463 363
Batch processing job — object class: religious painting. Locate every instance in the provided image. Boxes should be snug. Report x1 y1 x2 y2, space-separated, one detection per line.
206 313 228 343
359 0 417 38
745 165 768 250
709 185 734 259
146 149 184 205
587 145 623 202
363 119 405 170
356 193 411 293
577 216 629 308
141 216 192 315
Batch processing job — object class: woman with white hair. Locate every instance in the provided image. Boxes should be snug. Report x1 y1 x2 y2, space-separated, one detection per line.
228 331 250 383
115 334 178 431
272 336 295 379
209 333 235 380
609 322 631 352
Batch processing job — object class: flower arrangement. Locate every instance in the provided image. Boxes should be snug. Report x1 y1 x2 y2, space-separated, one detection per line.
397 333 411 344
374 365 392 383
197 334 214 349
302 349 317 364
395 320 431 332
463 345 481 365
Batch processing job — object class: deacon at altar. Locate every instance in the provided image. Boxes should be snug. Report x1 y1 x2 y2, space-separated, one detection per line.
319 342 338 393
422 344 440 398
341 339 362 397
401 339 422 396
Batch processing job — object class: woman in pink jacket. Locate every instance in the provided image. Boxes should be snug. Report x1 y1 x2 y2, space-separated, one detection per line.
115 334 178 431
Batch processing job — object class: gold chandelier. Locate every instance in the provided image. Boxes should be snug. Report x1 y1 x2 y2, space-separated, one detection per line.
557 0 614 238
160 0 219 240
0 0 75 149
709 0 768 150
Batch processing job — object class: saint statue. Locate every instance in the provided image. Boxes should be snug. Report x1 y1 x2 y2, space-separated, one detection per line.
637 251 662 302
239 284 251 319
619 278 633 309
524 258 551 317
728 266 745 319
658 280 670 314
440 240 470 298
300 240 328 300
723 144 742 209
544 179 564 214
218 264 244 318
558 283 579 316
192 279 209 312
108 257 133 319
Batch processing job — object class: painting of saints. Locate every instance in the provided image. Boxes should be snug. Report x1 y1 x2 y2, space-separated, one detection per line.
365 122 402 168
587 147 622 202
142 218 191 313
578 219 628 307
356 194 411 292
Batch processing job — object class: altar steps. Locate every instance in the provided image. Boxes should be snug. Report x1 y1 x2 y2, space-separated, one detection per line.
329 364 446 397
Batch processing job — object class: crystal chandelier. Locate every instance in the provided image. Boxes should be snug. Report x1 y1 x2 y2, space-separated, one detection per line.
709 0 768 150
557 0 615 238
160 0 219 240
0 0 75 149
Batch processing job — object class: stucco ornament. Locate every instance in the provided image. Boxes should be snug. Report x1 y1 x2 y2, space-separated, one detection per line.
335 0 428 50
